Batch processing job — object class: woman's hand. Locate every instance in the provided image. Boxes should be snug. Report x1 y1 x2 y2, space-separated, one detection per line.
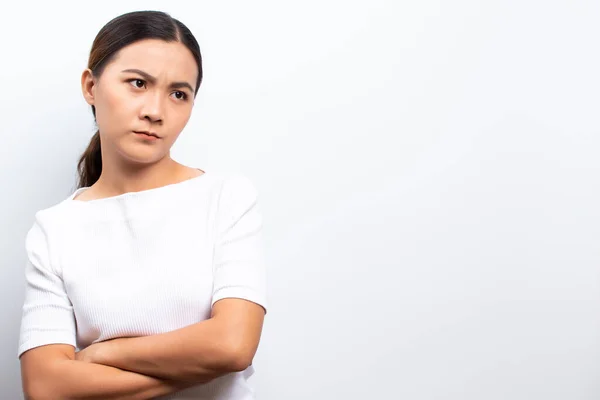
75 338 121 364
74 338 200 392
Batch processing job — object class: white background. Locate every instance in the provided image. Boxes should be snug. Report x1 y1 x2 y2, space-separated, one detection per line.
1 1 599 399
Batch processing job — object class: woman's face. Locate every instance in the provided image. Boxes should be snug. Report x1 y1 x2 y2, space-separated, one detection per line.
81 39 198 165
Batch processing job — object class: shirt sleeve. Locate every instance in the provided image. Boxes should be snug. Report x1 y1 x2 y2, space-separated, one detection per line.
18 214 77 358
212 175 268 313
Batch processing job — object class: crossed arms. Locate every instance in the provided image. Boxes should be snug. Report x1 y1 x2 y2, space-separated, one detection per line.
20 298 265 400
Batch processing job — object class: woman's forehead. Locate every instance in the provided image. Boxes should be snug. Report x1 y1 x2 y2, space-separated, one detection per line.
108 39 198 81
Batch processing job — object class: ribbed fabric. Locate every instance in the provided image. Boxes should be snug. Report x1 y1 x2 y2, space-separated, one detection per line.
18 171 267 400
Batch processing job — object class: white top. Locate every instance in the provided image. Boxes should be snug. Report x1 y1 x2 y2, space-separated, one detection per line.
18 171 268 400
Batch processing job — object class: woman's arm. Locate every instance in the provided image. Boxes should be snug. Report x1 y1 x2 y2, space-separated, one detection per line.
21 344 195 400
83 298 265 382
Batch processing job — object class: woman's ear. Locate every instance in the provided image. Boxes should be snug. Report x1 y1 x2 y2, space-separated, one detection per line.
81 69 96 106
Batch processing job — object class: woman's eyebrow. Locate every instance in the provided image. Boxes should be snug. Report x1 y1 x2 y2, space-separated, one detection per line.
121 68 195 94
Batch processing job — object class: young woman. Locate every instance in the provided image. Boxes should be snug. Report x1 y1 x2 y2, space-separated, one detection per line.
18 10 267 400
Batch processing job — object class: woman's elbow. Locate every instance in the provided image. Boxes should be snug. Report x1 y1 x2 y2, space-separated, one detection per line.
23 381 53 400
22 367 50 400
227 354 253 373
23 375 72 400
221 340 256 372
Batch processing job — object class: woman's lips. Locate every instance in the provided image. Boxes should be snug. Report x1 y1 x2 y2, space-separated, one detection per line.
133 131 160 140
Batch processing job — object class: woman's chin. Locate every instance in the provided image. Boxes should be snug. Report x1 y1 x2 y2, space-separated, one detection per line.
115 145 167 166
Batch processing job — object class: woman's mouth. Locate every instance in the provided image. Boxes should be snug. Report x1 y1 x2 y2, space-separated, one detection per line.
133 131 160 140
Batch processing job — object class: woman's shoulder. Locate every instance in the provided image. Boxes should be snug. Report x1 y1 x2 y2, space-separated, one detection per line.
215 172 262 205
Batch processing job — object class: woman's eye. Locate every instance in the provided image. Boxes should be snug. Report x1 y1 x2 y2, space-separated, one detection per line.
130 79 145 89
173 91 187 101
128 80 187 101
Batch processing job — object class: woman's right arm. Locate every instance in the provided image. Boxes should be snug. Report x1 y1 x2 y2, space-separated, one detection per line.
21 344 192 400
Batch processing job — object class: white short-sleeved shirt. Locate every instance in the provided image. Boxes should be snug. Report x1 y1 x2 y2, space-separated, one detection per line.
18 171 267 400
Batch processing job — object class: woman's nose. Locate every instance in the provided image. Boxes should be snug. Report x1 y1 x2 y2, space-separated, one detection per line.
140 92 165 123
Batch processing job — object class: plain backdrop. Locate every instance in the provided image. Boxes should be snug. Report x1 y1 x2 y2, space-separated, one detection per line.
1 1 599 399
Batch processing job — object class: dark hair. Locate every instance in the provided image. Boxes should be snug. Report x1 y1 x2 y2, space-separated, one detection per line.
76 10 203 189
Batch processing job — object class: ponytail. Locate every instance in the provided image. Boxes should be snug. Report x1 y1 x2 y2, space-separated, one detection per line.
77 130 102 189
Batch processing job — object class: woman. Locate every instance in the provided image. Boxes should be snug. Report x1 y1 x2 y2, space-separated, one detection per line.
18 10 267 400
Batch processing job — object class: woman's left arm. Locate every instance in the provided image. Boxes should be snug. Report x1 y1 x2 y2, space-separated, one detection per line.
80 297 265 382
